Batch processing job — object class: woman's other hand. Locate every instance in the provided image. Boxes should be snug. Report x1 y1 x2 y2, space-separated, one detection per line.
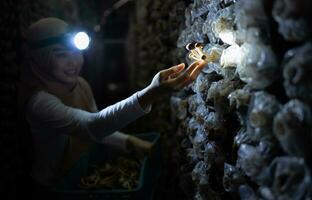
126 135 154 159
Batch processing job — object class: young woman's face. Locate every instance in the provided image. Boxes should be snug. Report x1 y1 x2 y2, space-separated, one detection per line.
49 44 84 85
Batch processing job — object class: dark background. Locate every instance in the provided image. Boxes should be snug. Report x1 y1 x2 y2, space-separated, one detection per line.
0 0 187 199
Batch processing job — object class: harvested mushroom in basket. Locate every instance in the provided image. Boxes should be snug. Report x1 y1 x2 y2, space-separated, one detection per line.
79 156 141 190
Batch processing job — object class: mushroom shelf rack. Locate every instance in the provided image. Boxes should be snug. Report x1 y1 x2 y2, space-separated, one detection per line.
170 0 312 199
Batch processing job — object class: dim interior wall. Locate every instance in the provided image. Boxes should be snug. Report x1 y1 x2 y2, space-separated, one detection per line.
124 0 189 199
171 0 312 199
79 0 135 108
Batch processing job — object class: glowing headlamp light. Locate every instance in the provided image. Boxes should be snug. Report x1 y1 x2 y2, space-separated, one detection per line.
29 31 91 50
72 32 90 50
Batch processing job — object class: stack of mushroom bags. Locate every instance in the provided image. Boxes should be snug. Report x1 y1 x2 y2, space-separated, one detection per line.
171 0 312 199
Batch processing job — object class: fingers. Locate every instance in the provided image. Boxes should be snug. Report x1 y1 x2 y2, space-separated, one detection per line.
160 63 185 80
183 61 207 85
145 143 154 160
139 143 154 160
129 136 154 159
170 60 205 86
190 61 206 78
168 67 185 79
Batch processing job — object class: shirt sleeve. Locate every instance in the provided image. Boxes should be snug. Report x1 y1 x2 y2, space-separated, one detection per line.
27 91 151 142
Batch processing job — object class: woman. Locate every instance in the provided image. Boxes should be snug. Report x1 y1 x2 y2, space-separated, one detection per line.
18 17 205 195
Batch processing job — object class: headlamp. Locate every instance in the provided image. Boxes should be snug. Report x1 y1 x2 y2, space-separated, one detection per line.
72 32 90 50
28 30 91 51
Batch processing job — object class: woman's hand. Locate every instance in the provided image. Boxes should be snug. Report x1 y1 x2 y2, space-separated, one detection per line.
156 60 206 92
138 60 206 108
126 135 154 159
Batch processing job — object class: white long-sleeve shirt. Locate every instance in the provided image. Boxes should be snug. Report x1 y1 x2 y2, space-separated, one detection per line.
26 90 151 186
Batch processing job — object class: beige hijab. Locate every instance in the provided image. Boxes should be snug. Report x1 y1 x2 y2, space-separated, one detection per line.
19 17 96 179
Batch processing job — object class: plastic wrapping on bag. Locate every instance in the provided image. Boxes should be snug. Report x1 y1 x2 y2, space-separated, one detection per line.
223 163 246 192
228 85 252 109
195 104 210 123
203 141 217 165
235 110 247 127
247 91 282 142
207 79 241 123
282 42 312 101
192 161 210 186
222 67 238 81
206 80 240 131
193 0 214 8
197 186 222 200
177 28 196 49
202 44 224 74
185 6 193 28
191 71 221 102
234 128 252 147
186 117 201 137
191 72 209 94
211 5 236 45
194 127 208 159
239 185 259 200
220 44 241 68
188 93 205 118
235 27 263 45
201 0 222 44
237 42 279 89
272 0 311 42
186 148 199 164
203 111 219 131
257 140 279 162
177 17 206 48
223 0 238 5
181 137 193 149
258 186 275 200
237 144 268 179
170 96 188 120
187 93 202 114
202 13 218 44
237 140 278 184
234 0 269 38
207 79 237 101
265 156 312 200
194 191 204 200
191 2 210 22
273 100 312 159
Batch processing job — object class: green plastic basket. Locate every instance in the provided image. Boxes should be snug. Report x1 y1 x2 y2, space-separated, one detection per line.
51 132 162 200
